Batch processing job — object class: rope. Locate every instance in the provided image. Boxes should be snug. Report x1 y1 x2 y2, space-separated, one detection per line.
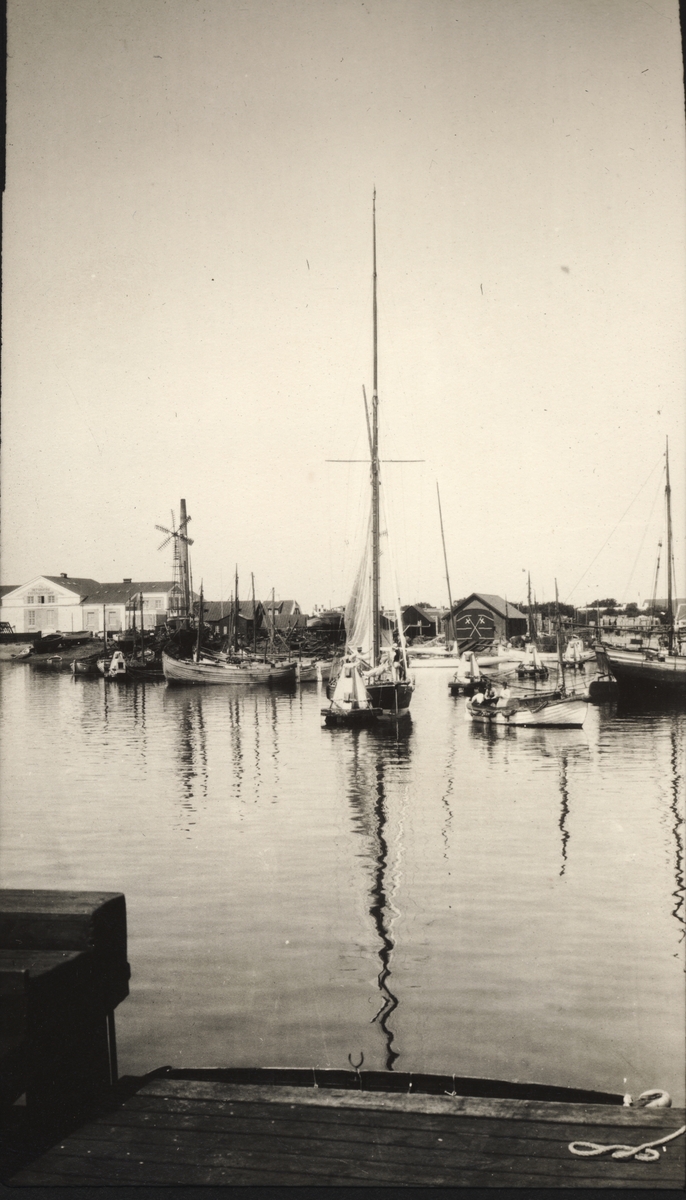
569 1124 685 1162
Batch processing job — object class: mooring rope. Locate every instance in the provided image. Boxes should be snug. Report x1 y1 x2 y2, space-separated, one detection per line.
569 1125 685 1162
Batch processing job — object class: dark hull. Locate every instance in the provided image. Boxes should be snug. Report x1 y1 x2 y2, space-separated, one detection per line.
365 680 413 717
602 645 686 698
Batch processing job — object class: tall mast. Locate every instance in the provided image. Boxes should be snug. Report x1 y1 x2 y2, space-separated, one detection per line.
234 564 239 653
527 573 534 641
251 573 257 655
371 190 381 667
665 437 674 653
436 483 456 647
179 499 191 618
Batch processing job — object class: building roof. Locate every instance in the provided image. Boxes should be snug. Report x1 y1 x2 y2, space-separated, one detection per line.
262 599 300 616
82 581 178 605
453 593 527 620
204 600 262 623
0 586 18 599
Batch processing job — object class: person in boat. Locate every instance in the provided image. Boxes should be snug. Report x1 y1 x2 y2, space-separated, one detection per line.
496 682 511 708
392 630 406 679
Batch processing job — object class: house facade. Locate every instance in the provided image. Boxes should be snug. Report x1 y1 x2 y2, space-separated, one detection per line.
447 593 528 644
1 575 183 634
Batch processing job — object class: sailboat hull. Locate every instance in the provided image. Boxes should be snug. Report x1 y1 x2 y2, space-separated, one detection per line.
365 680 414 718
601 645 686 696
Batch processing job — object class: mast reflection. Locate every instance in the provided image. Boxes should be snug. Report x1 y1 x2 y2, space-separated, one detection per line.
669 719 684 940
164 689 209 816
345 723 412 1070
558 750 570 877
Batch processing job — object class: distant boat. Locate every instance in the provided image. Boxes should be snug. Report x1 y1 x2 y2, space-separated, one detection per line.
449 652 484 696
323 196 414 727
601 440 686 698
516 576 549 679
562 636 590 669
516 643 549 681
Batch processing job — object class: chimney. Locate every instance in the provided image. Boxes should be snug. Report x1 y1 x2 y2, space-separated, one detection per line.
61 573 67 579
123 578 132 583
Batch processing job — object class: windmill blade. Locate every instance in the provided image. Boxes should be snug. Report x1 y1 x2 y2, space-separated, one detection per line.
155 524 173 536
179 534 194 546
157 535 173 551
178 515 192 534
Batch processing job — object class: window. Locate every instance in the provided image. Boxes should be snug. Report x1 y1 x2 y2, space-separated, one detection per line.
47 594 55 604
26 595 34 605
86 611 96 629
107 610 119 629
28 610 36 627
154 598 162 610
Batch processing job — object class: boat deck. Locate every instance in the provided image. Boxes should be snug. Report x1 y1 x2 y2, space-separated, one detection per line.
6 1075 684 1188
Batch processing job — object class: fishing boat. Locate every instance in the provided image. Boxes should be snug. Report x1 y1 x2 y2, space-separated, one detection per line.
162 586 297 686
323 196 414 728
601 441 685 698
162 650 297 686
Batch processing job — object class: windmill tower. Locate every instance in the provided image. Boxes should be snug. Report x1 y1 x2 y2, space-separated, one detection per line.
155 500 193 619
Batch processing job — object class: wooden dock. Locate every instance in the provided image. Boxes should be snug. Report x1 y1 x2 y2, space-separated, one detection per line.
6 1072 684 1188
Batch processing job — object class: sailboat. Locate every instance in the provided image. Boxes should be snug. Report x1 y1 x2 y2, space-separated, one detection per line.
323 196 414 727
516 575 549 680
163 583 297 686
601 439 686 698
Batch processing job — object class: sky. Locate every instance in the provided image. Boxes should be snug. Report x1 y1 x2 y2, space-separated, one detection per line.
2 0 685 614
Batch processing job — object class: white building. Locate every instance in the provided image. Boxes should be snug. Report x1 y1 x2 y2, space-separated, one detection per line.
1 575 184 634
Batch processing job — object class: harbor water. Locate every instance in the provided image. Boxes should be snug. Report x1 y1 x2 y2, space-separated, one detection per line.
1 662 683 1104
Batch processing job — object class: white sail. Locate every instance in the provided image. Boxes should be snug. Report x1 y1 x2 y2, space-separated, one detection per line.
344 504 374 662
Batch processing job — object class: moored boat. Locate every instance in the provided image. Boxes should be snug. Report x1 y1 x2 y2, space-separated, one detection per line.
323 195 414 727
466 687 587 728
162 649 297 686
600 439 685 700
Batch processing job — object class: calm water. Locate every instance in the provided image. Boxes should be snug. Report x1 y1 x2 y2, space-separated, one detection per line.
1 662 683 1103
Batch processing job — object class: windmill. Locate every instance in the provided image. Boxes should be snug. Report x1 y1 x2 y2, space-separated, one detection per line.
156 499 193 619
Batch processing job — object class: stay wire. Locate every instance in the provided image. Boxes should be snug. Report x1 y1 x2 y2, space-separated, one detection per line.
565 457 663 603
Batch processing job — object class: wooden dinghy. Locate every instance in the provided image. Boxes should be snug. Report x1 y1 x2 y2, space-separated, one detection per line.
6 1067 683 1188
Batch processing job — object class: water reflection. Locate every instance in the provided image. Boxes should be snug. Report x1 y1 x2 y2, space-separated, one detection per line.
163 688 208 826
341 724 413 1070
668 719 685 941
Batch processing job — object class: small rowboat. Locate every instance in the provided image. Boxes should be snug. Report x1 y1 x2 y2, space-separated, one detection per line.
466 692 588 728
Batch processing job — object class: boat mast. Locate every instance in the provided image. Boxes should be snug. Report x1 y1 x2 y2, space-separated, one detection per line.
195 583 203 663
371 191 381 667
555 577 565 694
437 483 456 648
665 436 674 654
251 573 257 655
527 573 534 641
234 565 239 654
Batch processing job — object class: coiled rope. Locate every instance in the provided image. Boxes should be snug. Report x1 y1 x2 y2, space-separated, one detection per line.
569 1091 684 1162
569 1125 685 1162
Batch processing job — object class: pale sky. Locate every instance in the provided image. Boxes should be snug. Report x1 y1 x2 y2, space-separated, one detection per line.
2 0 685 613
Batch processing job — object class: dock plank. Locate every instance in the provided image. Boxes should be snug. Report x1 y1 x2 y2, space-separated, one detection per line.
8 1078 685 1188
